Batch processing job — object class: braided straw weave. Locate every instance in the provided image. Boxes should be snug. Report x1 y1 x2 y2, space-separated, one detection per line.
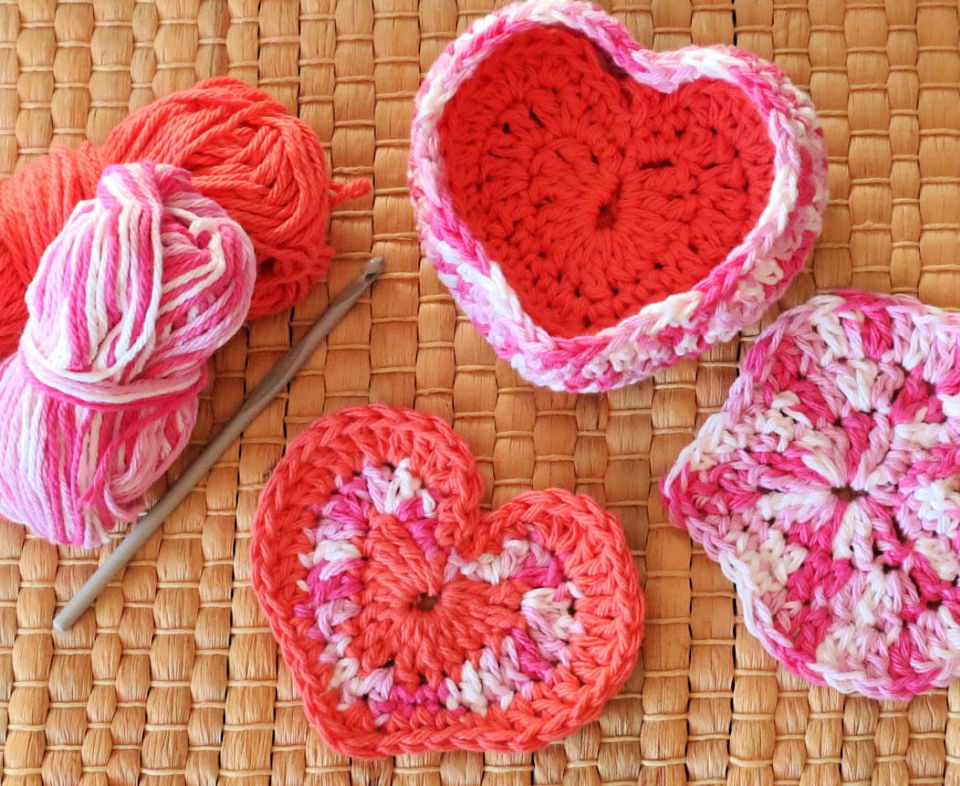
0 1 958 784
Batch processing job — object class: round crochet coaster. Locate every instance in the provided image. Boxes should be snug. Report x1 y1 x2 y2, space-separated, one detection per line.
250 405 643 757
409 0 828 393
662 291 960 700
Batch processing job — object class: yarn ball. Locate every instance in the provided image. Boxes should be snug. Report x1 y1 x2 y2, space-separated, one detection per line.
0 161 255 548
0 76 367 359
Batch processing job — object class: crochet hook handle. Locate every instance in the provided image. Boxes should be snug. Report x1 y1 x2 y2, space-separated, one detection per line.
53 257 385 633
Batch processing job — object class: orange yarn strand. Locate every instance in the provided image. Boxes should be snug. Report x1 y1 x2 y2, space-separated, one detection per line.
0 76 369 359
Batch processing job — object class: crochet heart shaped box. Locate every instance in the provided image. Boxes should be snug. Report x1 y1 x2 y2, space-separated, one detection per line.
662 292 960 700
250 405 642 757
409 0 828 392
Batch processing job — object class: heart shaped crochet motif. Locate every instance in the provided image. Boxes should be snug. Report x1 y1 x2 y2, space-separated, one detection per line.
662 292 960 700
250 405 642 757
410 0 827 392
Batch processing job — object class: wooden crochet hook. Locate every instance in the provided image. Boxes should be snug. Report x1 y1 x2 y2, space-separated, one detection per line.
53 256 386 633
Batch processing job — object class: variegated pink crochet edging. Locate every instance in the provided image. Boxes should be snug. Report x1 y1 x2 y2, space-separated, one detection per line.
408 0 829 393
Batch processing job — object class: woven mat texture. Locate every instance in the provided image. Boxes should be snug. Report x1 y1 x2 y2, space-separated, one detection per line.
0 0 957 784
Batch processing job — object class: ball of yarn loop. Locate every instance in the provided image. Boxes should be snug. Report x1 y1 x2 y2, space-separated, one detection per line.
0 161 255 548
0 76 367 359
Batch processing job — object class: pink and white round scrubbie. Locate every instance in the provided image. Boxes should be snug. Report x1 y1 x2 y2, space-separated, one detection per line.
662 291 960 700
408 0 828 392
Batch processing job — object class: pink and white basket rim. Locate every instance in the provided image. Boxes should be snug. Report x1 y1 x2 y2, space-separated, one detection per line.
409 0 828 392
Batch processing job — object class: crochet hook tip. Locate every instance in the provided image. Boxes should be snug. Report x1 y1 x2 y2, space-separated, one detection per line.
364 256 386 282
52 258 385 634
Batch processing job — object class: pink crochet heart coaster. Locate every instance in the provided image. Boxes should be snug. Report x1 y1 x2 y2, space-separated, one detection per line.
251 405 642 757
409 0 828 392
662 291 960 700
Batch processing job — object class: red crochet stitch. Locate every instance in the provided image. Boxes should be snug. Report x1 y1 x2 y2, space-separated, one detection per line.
438 26 776 338
250 405 643 757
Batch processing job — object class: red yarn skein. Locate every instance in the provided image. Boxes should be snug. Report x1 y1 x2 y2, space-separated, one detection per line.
0 76 368 359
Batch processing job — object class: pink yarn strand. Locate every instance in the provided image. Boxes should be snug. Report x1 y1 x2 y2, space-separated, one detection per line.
0 162 255 548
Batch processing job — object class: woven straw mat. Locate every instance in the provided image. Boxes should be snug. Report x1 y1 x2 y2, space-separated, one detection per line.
1 0 959 784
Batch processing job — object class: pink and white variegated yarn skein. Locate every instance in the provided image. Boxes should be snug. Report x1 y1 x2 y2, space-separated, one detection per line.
0 161 255 548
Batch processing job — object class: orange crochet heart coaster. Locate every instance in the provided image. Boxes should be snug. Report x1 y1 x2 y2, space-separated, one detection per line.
250 405 642 758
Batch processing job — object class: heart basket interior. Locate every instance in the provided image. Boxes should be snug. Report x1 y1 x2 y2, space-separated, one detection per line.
436 24 776 339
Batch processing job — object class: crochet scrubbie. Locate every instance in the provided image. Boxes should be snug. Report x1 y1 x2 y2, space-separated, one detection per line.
409 0 828 393
250 405 642 757
662 291 960 700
